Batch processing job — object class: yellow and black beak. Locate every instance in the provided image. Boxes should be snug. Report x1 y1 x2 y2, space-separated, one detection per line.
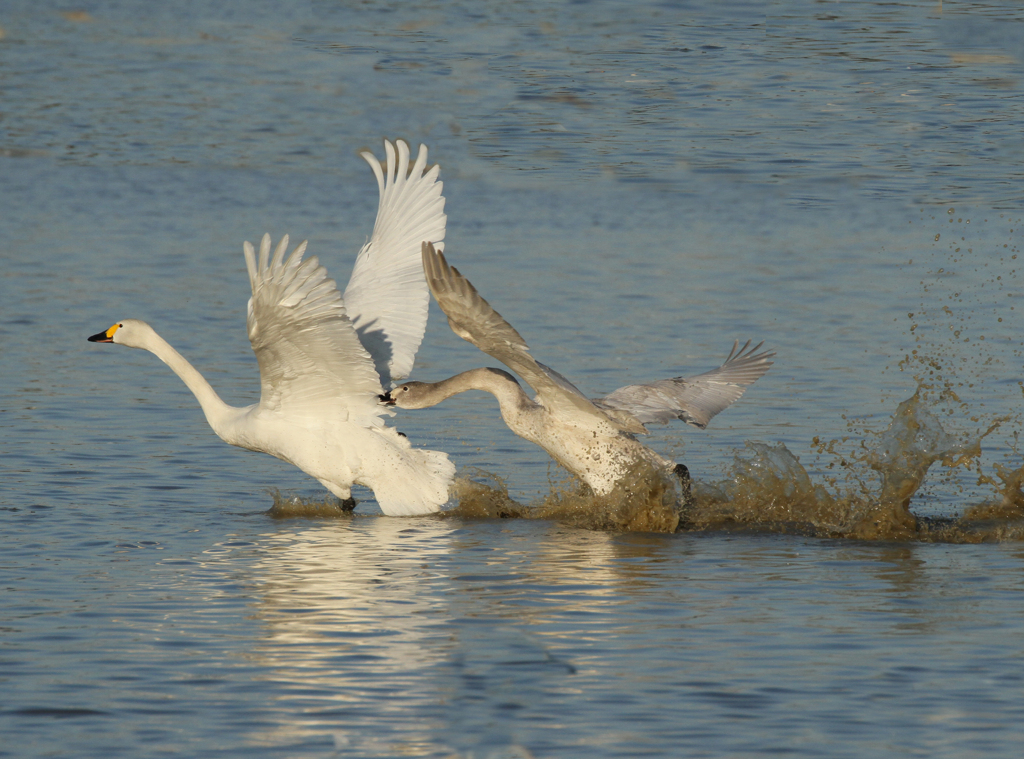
88 324 120 343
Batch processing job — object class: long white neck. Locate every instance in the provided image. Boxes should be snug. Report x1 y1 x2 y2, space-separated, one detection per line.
136 327 240 440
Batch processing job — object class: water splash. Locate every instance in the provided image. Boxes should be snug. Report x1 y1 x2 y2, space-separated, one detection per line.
446 461 683 532
262 390 1021 541
893 209 1021 461
266 490 357 519
533 460 681 533
853 392 981 539
687 441 847 536
968 461 1024 522
679 390 1012 541
448 468 530 519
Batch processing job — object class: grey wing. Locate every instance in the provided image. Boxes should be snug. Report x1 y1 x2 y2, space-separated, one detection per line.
421 242 533 376
534 360 589 400
421 243 641 429
596 340 775 429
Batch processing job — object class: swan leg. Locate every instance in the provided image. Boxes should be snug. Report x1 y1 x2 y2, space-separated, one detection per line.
339 496 357 512
673 463 695 527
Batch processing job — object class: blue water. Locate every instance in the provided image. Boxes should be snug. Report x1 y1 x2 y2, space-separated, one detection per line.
3 1 1024 756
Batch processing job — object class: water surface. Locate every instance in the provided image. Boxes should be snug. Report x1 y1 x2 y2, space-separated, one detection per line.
3 1 1024 756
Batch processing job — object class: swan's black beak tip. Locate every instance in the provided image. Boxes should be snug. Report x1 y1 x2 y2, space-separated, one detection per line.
88 331 113 343
378 392 395 406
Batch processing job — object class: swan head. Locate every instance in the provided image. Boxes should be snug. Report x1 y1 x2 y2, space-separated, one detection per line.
87 319 155 349
379 382 433 410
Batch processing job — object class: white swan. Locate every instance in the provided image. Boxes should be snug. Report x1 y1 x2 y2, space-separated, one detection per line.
87 140 455 516
382 243 774 496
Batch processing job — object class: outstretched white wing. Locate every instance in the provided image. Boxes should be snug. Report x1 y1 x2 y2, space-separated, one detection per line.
422 243 646 434
344 139 447 387
595 340 774 429
245 234 386 425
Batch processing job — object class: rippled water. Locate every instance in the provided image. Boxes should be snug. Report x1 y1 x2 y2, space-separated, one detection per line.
4 1 1024 756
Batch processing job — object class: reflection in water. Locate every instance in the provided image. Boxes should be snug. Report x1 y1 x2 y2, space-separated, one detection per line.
245 518 456 754
240 517 692 755
245 518 608 755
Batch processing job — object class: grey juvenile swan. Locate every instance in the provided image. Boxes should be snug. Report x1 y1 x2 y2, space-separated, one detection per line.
381 243 774 496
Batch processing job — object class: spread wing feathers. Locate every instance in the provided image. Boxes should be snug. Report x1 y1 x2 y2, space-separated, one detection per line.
595 340 775 429
343 138 447 387
422 243 642 433
245 234 387 424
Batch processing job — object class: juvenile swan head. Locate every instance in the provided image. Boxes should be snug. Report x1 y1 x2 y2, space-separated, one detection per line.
381 382 435 409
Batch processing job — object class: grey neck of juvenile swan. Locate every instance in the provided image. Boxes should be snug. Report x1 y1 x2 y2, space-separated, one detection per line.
418 367 536 412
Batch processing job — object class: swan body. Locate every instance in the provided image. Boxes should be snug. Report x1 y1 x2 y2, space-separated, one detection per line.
390 367 676 494
383 243 774 496
88 140 455 515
